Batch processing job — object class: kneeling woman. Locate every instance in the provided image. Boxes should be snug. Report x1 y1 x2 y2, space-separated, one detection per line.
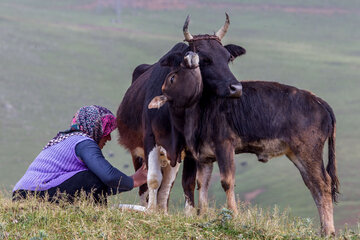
13 105 147 203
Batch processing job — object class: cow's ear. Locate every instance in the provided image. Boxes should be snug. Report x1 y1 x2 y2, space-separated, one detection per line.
224 44 246 59
160 52 183 67
148 95 168 109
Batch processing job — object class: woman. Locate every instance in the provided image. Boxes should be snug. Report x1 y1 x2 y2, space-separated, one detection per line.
13 105 147 203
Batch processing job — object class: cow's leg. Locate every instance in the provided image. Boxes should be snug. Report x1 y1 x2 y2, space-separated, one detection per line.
215 141 237 214
196 161 213 215
182 151 197 216
139 184 149 207
146 146 162 211
287 149 335 236
131 153 148 206
157 161 180 212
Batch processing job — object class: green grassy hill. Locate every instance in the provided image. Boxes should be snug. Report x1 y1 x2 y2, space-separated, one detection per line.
1 194 359 239
0 0 359 232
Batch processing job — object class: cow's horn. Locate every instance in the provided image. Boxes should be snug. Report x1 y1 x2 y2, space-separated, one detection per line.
215 13 230 40
183 15 193 41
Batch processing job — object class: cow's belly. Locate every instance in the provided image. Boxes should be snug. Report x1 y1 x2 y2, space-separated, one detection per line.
198 138 290 163
236 139 290 163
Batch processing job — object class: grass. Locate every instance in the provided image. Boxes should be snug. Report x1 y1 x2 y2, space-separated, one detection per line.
1 192 359 239
0 0 359 231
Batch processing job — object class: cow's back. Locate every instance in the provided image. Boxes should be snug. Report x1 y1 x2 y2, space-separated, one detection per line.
132 64 153 84
117 65 155 150
195 81 334 147
238 81 334 141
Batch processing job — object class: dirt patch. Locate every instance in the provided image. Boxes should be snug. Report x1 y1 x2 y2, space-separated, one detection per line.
244 188 266 203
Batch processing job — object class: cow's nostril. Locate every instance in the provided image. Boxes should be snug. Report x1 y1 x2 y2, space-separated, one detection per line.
229 83 242 97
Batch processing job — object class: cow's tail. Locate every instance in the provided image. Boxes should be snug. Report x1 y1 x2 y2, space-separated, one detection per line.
327 124 339 203
320 98 339 203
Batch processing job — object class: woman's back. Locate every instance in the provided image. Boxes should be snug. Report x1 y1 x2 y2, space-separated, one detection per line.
13 134 91 191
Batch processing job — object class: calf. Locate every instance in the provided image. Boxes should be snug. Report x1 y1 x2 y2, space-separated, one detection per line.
150 74 339 236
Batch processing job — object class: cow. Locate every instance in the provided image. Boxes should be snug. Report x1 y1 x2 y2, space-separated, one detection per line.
116 14 246 212
149 60 339 236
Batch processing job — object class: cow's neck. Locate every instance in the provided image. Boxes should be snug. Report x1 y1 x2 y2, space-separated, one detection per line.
183 102 202 158
166 99 201 159
184 93 234 158
168 105 187 132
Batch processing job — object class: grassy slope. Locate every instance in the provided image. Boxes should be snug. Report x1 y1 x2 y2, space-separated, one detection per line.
1 194 359 239
0 0 359 231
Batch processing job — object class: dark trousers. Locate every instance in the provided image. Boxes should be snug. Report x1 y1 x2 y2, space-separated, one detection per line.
13 170 110 204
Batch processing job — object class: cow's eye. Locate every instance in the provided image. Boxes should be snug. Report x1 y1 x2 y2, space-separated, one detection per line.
170 75 175 84
202 57 212 65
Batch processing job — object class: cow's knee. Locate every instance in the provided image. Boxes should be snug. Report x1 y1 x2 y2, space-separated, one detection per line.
148 173 162 189
221 180 231 192
148 167 162 189
221 175 235 192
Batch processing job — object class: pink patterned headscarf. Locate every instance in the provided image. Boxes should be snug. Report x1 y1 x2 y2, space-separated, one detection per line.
101 115 117 137
44 105 117 149
69 105 117 143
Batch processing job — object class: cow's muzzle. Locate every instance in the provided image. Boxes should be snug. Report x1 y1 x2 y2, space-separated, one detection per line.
229 83 242 97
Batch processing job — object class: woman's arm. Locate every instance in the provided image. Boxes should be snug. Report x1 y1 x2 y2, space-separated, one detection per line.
75 140 134 193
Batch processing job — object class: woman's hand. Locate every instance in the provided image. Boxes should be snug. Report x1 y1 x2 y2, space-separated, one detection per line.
131 163 148 188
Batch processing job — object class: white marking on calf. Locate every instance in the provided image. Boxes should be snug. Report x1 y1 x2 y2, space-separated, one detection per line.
146 146 183 212
147 146 162 211
157 161 180 212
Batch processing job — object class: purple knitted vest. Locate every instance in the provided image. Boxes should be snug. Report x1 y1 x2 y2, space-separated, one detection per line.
13 135 92 191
